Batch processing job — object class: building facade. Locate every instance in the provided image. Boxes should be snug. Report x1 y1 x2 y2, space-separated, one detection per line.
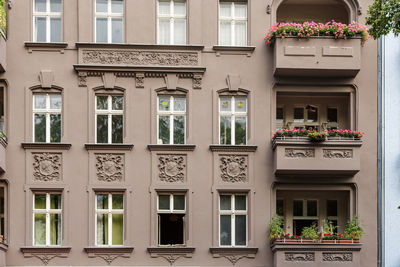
0 0 378 266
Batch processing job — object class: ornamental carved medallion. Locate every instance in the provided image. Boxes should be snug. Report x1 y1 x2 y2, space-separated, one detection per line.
323 149 353 158
96 154 124 182
285 148 315 158
322 252 353 261
33 153 61 181
158 155 186 183
285 252 315 262
220 155 248 183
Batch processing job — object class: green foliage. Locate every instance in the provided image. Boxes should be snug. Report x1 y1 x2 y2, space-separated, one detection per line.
0 0 5 33
307 132 327 142
322 219 337 236
366 0 400 39
0 131 6 140
344 216 364 239
301 223 320 240
268 215 285 240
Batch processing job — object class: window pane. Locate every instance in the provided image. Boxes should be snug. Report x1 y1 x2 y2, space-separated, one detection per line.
96 18 108 43
159 96 170 111
220 195 231 210
35 0 46 12
294 108 304 122
276 199 284 217
293 200 303 216
158 0 170 15
174 19 186 45
96 0 108 12
307 107 318 122
50 194 61 209
158 195 170 210
96 115 108 143
50 18 62 42
34 94 46 109
220 215 231 246
112 194 124 209
327 200 338 217
111 0 123 13
112 96 123 110
219 21 231 45
159 214 184 245
235 195 246 210
35 17 47 42
276 107 284 122
173 116 185 144
111 115 123 143
235 98 246 112
50 95 62 109
112 18 123 43
158 116 170 144
234 21 247 46
96 214 108 245
158 18 170 44
328 108 338 123
34 114 46 142
235 215 246 246
220 116 231 145
97 96 108 110
307 200 318 216
174 1 186 16
173 97 186 111
235 116 246 145
112 214 123 245
173 195 185 210
97 194 108 209
50 114 61 143
219 3 232 17
34 214 46 245
50 0 62 12
50 214 61 245
34 194 46 209
220 97 231 112
234 3 247 18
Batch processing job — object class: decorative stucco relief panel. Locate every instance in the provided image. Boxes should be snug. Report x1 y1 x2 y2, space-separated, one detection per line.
284 252 315 261
32 153 62 181
322 252 353 261
95 154 124 182
285 148 315 158
157 154 186 183
323 149 353 158
219 155 248 183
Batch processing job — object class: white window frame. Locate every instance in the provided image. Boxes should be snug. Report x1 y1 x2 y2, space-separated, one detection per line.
32 93 62 143
95 193 124 246
94 0 124 43
157 95 186 144
95 95 124 144
32 193 62 246
33 0 62 42
219 96 248 145
157 0 187 45
293 199 319 220
218 1 248 46
219 194 248 247
157 194 186 246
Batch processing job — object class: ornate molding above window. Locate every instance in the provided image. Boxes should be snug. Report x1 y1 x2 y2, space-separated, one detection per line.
209 247 258 265
21 143 72 150
147 247 195 265
212 45 256 57
84 246 134 265
24 42 68 53
20 246 71 265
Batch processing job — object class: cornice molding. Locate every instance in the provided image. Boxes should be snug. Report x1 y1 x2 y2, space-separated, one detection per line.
76 42 204 51
209 247 258 265
84 246 134 265
271 243 362 252
147 144 196 151
21 143 72 150
209 145 258 152
20 246 71 265
84 143 134 151
24 42 69 48
147 247 195 265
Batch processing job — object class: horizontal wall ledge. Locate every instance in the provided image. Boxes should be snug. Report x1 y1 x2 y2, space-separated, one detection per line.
73 64 206 73
21 142 72 150
212 45 256 52
76 42 204 51
147 246 196 253
24 42 68 48
20 246 72 254
84 246 134 254
209 145 258 152
271 243 362 252
147 144 196 151
209 247 259 254
84 143 134 150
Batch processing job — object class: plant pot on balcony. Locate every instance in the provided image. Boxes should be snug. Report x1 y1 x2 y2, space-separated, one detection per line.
339 239 360 244
321 239 338 244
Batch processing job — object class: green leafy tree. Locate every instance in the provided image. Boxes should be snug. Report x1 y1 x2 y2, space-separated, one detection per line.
366 0 400 38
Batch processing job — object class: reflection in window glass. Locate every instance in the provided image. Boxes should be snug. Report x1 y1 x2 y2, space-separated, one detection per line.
157 96 186 144
33 94 62 143
219 2 247 46
219 97 247 145
95 0 124 43
219 195 247 246
96 95 124 144
157 0 187 45
33 0 62 42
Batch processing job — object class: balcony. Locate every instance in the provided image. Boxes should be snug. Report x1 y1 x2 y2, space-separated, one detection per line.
273 37 361 77
271 242 361 266
0 137 6 173
0 30 5 72
272 137 362 177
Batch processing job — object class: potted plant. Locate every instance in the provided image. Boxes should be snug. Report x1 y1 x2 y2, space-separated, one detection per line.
307 132 327 142
0 234 3 243
268 215 285 242
343 216 363 243
301 223 319 243
321 220 338 243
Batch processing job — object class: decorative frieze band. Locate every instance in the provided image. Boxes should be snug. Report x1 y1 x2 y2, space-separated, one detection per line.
158 154 186 183
95 154 124 182
219 155 248 183
285 148 315 158
285 252 315 261
322 252 353 261
323 149 353 158
32 153 62 182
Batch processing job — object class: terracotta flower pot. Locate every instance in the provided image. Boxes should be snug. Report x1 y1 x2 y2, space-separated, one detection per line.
322 239 337 244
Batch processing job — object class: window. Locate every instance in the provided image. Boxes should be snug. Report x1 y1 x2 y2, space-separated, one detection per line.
33 0 62 42
0 185 5 242
276 106 284 130
95 193 124 246
95 0 124 43
327 200 338 232
157 96 186 144
157 194 186 245
293 199 318 236
33 94 62 143
219 96 247 145
0 87 4 133
95 95 123 144
327 107 338 130
157 0 186 45
33 193 62 246
219 194 247 247
219 1 247 46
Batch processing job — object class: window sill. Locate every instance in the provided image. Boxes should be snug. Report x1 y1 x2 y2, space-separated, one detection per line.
76 42 204 51
84 246 134 264
209 247 258 265
212 45 256 56
21 142 72 150
20 246 71 264
24 42 68 53
147 144 196 151
0 243 8 252
147 246 195 265
84 143 134 151
209 145 257 152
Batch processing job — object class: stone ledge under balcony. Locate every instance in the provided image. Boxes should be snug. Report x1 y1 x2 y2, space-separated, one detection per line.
272 138 362 177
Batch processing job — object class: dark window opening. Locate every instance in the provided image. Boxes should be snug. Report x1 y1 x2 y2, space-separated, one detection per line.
159 214 184 245
327 200 338 217
276 199 284 217
293 220 318 236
